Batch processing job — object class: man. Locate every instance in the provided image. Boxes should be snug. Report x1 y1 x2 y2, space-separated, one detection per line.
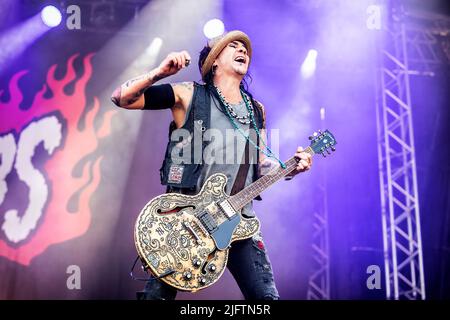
111 30 312 300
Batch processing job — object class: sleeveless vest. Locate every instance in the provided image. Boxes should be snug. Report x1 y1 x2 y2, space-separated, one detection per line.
159 82 265 198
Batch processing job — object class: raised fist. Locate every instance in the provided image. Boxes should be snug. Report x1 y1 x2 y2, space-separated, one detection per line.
156 51 191 78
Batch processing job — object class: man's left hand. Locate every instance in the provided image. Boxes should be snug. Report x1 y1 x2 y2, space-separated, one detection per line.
288 146 312 178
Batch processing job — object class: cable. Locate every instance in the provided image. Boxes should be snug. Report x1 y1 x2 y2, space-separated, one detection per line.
129 256 175 282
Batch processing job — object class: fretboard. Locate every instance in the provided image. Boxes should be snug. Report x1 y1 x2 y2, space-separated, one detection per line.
228 146 315 211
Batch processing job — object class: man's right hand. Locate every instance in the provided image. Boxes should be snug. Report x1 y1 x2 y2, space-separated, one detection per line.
156 51 191 78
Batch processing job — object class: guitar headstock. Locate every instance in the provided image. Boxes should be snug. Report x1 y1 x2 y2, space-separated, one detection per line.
309 129 337 157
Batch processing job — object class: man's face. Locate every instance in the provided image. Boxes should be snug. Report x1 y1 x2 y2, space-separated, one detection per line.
214 40 249 77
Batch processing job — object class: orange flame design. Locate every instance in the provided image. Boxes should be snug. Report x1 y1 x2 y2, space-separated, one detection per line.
0 53 116 265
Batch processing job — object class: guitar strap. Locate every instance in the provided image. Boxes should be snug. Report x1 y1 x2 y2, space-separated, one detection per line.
230 139 250 196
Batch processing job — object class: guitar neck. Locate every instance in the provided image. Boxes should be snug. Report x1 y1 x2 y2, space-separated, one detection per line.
228 146 315 211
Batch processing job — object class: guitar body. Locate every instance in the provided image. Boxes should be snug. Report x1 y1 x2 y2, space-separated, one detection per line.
134 129 337 292
134 173 260 292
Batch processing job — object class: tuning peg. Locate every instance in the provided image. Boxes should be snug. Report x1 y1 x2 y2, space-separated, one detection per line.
318 129 322 134
322 152 326 158
313 132 318 137
326 149 331 154
309 135 313 140
331 147 336 152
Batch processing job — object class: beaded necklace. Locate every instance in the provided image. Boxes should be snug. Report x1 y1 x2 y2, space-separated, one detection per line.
214 85 286 169
223 99 252 124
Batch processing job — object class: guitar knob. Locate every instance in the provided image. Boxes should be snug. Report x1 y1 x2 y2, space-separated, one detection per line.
183 271 192 280
199 277 207 285
208 264 216 272
193 258 201 268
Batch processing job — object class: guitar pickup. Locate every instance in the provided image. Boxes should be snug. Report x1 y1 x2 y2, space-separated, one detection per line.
197 211 217 233
218 200 237 219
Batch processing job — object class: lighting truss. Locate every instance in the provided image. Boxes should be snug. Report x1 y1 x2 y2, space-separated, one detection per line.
374 0 450 300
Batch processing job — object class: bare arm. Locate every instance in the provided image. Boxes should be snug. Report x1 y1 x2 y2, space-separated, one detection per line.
170 82 194 128
110 70 162 109
111 51 191 110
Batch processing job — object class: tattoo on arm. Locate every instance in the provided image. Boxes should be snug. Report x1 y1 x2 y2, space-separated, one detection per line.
125 87 146 105
113 71 165 107
124 73 150 87
153 73 164 82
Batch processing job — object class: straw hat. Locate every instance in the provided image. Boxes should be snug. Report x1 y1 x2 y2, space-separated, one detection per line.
200 30 252 80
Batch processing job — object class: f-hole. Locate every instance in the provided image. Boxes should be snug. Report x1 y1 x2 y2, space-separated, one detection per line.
157 205 195 215
201 249 217 275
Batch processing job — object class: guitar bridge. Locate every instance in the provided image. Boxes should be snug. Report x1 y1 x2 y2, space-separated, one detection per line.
218 200 237 219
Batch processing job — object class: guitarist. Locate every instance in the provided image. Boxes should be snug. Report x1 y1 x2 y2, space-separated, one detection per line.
111 30 312 300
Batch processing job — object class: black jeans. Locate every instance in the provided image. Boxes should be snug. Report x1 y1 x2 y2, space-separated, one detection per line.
136 232 280 300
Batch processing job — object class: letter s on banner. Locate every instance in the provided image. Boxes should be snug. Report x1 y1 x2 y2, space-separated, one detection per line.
1 116 62 243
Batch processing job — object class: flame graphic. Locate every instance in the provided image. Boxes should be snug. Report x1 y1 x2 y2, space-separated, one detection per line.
0 53 116 265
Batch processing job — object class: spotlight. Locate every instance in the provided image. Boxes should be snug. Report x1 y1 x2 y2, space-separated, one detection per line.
301 49 318 79
41 5 62 28
145 37 163 56
203 19 225 39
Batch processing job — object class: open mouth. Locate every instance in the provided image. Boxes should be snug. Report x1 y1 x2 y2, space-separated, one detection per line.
234 56 246 64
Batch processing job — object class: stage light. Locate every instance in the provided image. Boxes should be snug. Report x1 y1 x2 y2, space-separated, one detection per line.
0 13 51 73
320 107 326 121
41 5 62 27
203 19 225 39
145 37 163 56
129 37 164 74
301 49 318 79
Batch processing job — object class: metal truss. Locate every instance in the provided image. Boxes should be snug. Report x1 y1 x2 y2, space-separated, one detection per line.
403 8 450 76
374 1 450 300
307 117 330 300
307 186 330 299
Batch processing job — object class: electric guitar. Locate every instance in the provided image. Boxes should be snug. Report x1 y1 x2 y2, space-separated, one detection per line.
134 129 337 292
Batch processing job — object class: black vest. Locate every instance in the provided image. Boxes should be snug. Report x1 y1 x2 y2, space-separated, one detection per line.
160 82 265 196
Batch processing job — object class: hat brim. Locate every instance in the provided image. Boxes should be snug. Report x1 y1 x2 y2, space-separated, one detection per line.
201 30 252 80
